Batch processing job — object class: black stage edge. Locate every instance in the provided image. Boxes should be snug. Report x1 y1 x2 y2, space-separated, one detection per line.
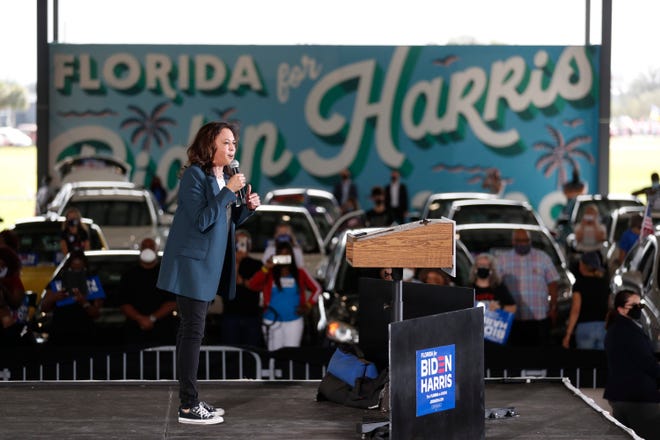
0 379 636 439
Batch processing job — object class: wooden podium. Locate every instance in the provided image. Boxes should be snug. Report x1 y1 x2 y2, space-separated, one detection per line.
346 218 455 272
345 219 485 439
347 219 456 321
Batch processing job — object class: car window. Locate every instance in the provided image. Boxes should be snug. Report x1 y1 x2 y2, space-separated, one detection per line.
638 243 656 289
575 199 642 223
240 210 320 254
86 255 136 308
458 229 562 267
14 222 104 266
69 200 152 227
425 199 457 219
451 205 539 226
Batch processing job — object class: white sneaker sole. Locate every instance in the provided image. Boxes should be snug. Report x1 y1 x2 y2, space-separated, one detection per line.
178 415 224 425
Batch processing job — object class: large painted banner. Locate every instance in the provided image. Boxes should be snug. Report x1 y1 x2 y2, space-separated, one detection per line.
49 44 600 225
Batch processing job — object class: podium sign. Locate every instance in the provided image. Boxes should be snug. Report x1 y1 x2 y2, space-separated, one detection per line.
346 219 455 272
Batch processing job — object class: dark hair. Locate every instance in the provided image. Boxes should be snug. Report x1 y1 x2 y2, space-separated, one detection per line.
65 249 89 271
605 289 640 329
0 245 21 275
184 121 239 175
0 229 19 253
272 241 299 291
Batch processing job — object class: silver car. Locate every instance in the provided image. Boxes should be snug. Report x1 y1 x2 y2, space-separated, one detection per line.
611 231 660 352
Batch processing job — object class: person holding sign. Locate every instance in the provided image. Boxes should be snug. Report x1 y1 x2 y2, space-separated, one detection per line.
40 250 105 346
469 253 516 345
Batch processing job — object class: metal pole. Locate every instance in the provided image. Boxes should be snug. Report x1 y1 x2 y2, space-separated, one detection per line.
392 268 403 322
599 0 612 194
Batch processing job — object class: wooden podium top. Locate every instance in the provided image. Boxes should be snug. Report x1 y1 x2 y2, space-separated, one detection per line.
346 219 455 270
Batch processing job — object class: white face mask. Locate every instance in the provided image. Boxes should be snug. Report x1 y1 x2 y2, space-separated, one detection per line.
140 248 157 264
0 266 7 278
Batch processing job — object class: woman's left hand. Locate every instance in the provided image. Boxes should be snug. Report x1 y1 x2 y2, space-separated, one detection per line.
246 184 260 210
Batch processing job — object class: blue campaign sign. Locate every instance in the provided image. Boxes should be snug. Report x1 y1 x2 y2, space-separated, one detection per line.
416 344 456 417
52 275 106 307
483 308 514 344
49 44 600 226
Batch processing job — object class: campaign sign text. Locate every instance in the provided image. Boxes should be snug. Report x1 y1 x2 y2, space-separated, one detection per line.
483 308 514 344
416 344 456 416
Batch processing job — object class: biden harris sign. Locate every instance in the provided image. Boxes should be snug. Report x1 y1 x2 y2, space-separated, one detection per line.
416 344 456 416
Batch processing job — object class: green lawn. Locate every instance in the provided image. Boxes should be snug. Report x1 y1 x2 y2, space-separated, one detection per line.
0 137 659 229
0 146 37 229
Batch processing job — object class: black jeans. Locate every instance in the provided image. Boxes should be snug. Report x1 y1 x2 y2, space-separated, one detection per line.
176 295 209 408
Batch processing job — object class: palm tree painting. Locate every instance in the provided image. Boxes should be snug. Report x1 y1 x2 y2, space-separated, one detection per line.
534 124 593 189
120 102 176 151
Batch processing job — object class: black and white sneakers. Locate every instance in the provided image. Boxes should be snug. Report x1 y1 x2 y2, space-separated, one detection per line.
200 401 225 417
178 402 224 425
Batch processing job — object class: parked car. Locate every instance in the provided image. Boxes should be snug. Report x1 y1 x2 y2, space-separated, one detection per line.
54 154 132 184
446 199 545 227
603 206 660 271
263 188 342 239
611 231 660 352
0 126 33 147
239 204 326 274
47 181 172 250
34 249 171 345
316 227 474 344
10 214 109 295
455 223 575 341
322 209 368 252
420 192 498 220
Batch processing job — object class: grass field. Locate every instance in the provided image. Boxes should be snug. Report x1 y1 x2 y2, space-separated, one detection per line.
0 136 659 229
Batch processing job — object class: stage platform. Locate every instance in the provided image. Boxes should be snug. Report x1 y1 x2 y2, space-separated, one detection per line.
0 379 636 439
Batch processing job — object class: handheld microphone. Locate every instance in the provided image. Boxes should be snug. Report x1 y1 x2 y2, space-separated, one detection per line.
229 159 247 206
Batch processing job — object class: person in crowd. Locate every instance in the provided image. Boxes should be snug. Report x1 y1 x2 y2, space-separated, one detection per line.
573 203 607 253
603 289 660 439
221 229 263 347
416 268 453 286
632 171 660 209
60 207 90 255
379 267 393 281
557 169 586 247
496 229 559 346
616 213 643 265
262 222 305 268
562 251 610 350
119 238 177 347
248 240 320 351
482 168 506 197
469 253 516 314
365 186 393 227
332 168 359 214
39 250 105 346
35 174 56 215
156 121 260 425
384 169 409 224
0 229 19 253
150 175 168 211
0 245 34 346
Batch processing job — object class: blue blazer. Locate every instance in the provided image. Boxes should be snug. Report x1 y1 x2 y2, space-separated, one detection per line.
157 165 252 302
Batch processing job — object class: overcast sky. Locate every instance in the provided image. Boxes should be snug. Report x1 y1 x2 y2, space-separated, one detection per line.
1 0 657 90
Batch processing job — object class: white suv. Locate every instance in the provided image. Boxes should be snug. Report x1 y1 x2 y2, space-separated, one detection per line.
48 181 172 249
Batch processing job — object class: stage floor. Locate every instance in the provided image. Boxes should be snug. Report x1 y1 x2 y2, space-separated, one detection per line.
0 379 635 439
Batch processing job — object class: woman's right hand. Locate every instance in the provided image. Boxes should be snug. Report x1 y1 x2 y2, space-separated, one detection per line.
227 173 246 194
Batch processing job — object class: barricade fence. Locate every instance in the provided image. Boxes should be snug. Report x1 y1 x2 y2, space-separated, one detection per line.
1 344 608 388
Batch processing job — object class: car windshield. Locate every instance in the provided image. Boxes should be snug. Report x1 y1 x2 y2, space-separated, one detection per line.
15 221 104 266
68 200 152 227
240 210 320 254
575 198 642 223
451 205 539 225
457 228 562 267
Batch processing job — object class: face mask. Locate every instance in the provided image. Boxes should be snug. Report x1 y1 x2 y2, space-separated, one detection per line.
236 237 249 253
628 304 643 320
140 248 157 264
583 215 595 222
402 268 415 281
67 219 79 227
514 244 532 255
476 267 491 279
653 181 660 190
0 267 7 278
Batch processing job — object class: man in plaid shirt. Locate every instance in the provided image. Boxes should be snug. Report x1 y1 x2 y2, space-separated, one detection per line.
496 229 559 346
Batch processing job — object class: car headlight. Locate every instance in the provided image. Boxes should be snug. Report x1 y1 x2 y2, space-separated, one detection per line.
326 320 359 344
